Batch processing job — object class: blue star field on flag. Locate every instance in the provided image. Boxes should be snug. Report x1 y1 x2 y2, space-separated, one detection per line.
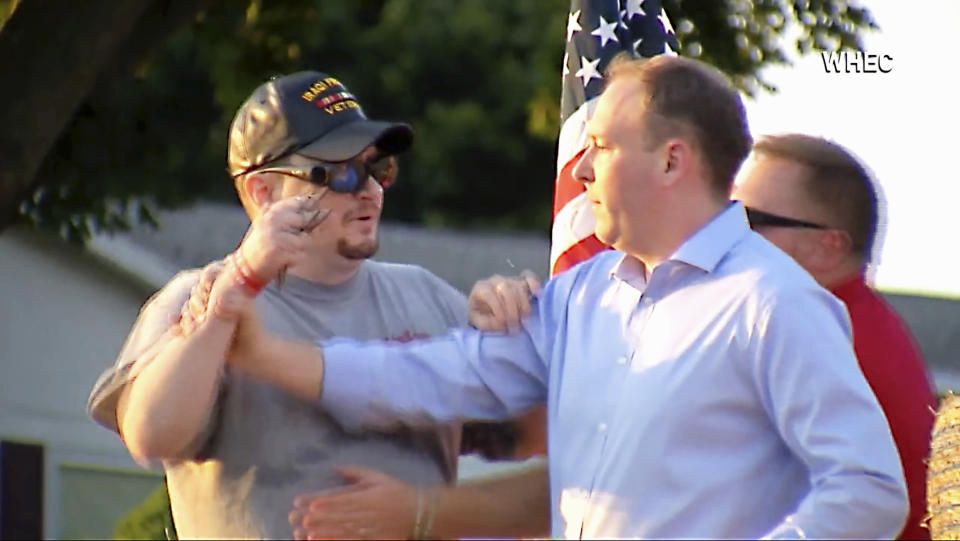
560 0 680 123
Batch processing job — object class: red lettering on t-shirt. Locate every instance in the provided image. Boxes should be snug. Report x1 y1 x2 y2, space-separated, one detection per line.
386 330 430 343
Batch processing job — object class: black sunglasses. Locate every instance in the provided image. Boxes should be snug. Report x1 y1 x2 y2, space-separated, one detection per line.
244 153 398 193
745 207 828 230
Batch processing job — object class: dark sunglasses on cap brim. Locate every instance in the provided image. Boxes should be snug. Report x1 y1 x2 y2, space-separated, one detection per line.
247 153 398 193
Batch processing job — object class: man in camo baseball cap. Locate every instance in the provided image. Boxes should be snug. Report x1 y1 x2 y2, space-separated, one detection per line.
228 71 413 177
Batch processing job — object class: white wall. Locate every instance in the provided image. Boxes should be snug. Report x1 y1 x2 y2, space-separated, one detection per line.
0 228 159 538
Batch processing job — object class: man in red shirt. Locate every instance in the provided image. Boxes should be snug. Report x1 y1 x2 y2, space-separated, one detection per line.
734 133 936 540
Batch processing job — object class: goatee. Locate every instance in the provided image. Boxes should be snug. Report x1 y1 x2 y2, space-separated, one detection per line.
337 238 379 260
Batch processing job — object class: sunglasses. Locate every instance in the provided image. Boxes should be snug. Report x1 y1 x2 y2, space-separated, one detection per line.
745 207 828 230
249 153 398 193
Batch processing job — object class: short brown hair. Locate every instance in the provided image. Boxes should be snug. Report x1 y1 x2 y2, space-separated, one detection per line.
753 133 878 261
606 54 753 198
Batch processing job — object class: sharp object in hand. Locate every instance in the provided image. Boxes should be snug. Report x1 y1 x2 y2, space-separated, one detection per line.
278 190 330 289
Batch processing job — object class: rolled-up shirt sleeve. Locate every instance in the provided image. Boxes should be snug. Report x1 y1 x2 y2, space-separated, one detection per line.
754 286 908 539
321 300 553 433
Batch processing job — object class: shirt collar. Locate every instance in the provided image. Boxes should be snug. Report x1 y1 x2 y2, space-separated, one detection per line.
609 202 752 283
668 201 752 273
610 253 647 286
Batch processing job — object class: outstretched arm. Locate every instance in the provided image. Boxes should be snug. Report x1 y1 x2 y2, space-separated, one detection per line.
285 379 550 539
222 264 555 430
185 254 552 455
289 461 550 540
226 293 551 429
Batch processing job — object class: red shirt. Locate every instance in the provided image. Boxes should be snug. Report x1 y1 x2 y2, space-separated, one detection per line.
831 275 936 540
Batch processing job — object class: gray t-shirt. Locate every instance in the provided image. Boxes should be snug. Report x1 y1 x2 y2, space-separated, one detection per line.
88 260 467 539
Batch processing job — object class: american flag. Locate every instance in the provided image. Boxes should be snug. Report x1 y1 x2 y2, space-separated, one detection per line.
550 0 679 275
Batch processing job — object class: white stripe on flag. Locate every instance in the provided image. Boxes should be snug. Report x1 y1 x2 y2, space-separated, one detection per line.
552 97 599 272
556 99 597 175
550 191 596 272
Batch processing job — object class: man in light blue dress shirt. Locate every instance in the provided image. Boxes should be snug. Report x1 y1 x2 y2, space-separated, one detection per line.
211 55 908 538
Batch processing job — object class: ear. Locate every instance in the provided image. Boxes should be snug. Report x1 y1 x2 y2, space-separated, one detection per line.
660 139 692 186
808 229 853 272
239 173 276 210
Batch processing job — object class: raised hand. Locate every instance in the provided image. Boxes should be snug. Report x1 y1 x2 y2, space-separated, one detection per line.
239 191 330 284
467 270 542 333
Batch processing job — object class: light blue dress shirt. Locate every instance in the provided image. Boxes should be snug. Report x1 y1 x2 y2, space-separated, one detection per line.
321 203 908 539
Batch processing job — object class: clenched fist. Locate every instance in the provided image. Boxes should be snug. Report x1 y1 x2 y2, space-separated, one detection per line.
467 270 542 333
239 193 330 283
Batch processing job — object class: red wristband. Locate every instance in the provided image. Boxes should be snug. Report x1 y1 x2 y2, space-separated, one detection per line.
234 249 267 289
231 250 265 295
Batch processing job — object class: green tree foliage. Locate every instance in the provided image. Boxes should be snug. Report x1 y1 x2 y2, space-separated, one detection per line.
664 0 877 95
6 0 876 241
113 481 173 540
